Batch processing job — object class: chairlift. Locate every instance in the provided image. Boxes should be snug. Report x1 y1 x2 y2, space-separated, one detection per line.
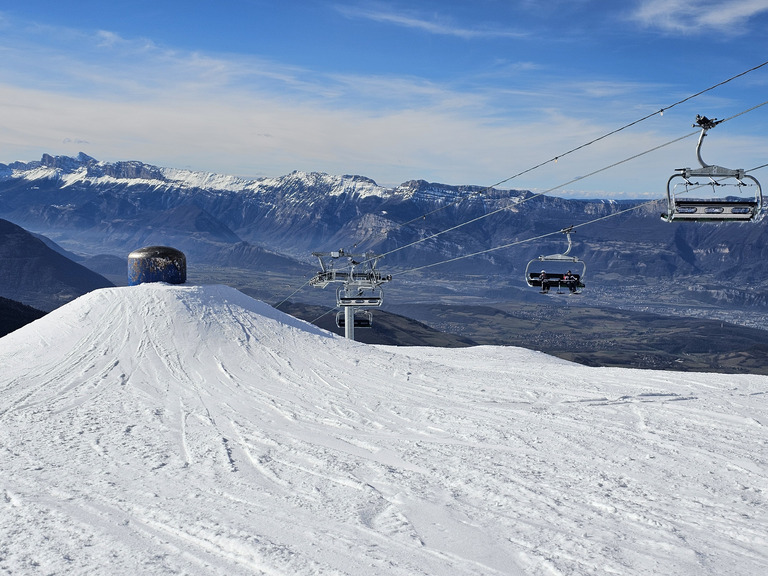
336 285 383 307
524 227 586 293
310 250 391 289
336 309 373 329
310 249 391 340
661 115 763 223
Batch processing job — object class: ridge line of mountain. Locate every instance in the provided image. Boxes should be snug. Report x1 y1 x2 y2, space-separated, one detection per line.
1 152 545 204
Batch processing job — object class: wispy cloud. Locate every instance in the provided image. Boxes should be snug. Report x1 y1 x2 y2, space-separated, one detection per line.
334 3 527 39
630 0 768 34
0 16 517 116
1 10 762 197
0 18 533 183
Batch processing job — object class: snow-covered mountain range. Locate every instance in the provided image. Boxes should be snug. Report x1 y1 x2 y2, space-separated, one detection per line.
3 152 768 321
0 152 610 269
1 283 766 574
3 151 446 201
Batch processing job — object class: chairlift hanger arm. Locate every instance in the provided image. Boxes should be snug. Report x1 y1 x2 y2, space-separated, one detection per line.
688 117 744 178
560 226 574 256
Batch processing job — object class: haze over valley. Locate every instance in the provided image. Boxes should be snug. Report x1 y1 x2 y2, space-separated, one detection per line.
3 153 768 372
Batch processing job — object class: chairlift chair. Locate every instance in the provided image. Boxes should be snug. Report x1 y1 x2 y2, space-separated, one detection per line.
524 227 586 293
661 115 763 223
336 285 384 307
336 309 373 329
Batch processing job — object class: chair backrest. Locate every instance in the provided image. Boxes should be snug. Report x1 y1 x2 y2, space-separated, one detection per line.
529 272 580 280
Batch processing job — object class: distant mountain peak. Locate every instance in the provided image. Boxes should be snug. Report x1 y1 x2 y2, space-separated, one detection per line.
7 154 393 198
40 151 97 170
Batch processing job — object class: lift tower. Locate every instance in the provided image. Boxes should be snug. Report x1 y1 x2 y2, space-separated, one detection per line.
309 250 392 341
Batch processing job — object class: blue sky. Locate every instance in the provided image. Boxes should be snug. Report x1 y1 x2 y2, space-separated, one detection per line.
1 1 767 198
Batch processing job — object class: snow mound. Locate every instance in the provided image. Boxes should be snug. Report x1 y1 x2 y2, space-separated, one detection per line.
1 284 767 575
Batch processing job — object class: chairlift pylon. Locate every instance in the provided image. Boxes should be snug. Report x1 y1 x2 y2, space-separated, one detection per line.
524 227 586 294
310 249 391 340
661 115 763 223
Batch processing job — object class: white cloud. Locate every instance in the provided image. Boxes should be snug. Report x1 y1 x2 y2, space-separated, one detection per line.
333 3 527 39
1 11 765 198
630 0 768 34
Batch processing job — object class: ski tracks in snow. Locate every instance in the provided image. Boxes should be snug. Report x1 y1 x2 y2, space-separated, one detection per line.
1 286 767 575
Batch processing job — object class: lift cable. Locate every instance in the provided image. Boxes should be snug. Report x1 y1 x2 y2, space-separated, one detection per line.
375 99 768 267
382 59 768 235
311 305 341 324
387 203 652 277
273 276 315 310
273 281 342 323
377 130 697 263
303 158 761 327
273 94 768 310
389 162 765 278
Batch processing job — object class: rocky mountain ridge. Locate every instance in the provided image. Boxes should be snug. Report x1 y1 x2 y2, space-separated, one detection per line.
1 153 767 323
0 218 114 310
0 153 619 263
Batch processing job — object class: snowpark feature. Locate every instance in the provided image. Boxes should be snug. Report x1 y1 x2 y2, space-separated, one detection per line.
0 284 766 575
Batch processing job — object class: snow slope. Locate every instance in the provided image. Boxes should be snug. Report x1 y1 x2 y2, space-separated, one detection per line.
0 284 766 575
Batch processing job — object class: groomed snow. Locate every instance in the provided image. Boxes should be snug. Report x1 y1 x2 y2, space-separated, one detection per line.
0 284 766 575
